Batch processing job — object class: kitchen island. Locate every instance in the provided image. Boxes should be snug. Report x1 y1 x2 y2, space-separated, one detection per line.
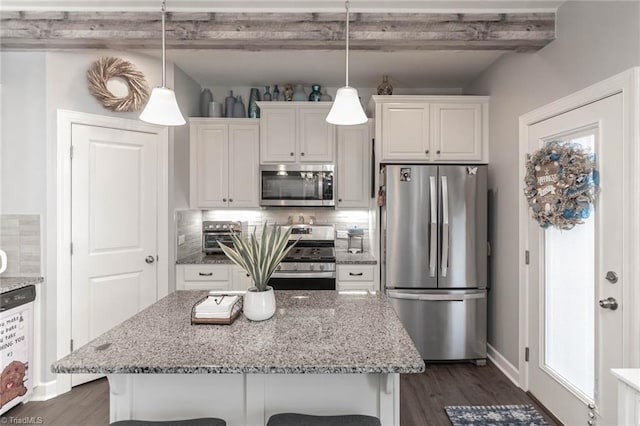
52 290 424 425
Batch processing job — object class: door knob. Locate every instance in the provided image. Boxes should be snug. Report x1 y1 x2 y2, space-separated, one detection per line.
599 297 618 310
145 256 155 264
605 271 618 283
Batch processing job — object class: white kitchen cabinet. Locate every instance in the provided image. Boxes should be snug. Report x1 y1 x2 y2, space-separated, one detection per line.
336 120 372 208
231 266 253 291
337 265 377 292
258 102 335 163
176 264 231 291
189 118 259 209
372 96 489 163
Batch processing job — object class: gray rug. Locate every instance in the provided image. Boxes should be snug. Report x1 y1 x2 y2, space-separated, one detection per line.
444 404 548 426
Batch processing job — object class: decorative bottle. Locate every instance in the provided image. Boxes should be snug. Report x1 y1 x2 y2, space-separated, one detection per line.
273 85 280 101
248 88 261 118
233 95 246 118
292 84 307 101
199 88 213 117
283 84 294 101
224 91 235 118
308 84 321 102
263 86 272 101
377 75 393 95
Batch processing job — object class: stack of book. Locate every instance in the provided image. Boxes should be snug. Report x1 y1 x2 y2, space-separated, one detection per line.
191 294 242 325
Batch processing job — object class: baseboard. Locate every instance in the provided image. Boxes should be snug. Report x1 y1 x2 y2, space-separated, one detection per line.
487 343 520 387
30 379 59 401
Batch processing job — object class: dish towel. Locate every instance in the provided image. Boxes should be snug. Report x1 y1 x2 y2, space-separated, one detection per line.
194 295 240 319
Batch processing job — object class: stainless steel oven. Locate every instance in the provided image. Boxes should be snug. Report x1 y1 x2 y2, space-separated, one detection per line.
202 221 242 254
269 225 336 290
260 164 334 207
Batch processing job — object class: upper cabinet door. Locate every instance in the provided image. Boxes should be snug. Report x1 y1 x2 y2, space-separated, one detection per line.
191 124 228 208
228 123 260 208
298 105 335 163
336 121 371 208
381 103 430 161
260 106 296 163
431 103 483 162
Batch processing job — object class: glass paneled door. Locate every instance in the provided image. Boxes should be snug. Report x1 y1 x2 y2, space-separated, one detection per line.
526 93 623 425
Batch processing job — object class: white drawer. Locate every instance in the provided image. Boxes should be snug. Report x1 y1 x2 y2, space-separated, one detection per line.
182 265 230 282
338 265 375 282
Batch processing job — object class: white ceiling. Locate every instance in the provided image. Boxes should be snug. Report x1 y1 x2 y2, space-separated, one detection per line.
144 49 507 89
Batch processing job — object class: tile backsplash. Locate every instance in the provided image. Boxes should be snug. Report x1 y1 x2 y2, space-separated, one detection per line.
0 214 41 277
175 208 373 260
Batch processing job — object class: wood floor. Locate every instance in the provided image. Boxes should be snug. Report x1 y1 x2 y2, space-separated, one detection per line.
2 361 557 426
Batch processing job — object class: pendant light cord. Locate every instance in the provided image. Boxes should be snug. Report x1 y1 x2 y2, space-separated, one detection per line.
161 0 167 88
345 0 350 87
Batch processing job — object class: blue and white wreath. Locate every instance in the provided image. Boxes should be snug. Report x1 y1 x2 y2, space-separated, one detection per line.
524 140 600 230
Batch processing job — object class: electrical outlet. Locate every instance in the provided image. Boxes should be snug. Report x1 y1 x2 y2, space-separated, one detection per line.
336 230 348 239
178 234 186 245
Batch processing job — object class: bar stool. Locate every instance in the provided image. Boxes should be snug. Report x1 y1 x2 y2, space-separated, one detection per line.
266 413 381 426
110 418 226 426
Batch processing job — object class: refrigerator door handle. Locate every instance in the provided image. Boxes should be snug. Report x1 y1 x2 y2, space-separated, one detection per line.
441 175 449 277
387 290 485 301
429 176 437 277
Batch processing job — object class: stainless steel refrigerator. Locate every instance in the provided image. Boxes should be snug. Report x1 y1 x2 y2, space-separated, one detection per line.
382 164 487 363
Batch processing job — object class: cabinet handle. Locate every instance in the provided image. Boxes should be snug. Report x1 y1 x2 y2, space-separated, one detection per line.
222 198 227 202
437 150 441 154
349 272 363 276
425 150 429 154
301 152 305 156
229 198 233 202
199 272 213 276
290 152 294 156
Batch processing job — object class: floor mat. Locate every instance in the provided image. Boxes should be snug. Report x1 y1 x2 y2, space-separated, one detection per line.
444 404 548 426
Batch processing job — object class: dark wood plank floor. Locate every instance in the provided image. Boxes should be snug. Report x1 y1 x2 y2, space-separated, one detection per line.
2 361 557 426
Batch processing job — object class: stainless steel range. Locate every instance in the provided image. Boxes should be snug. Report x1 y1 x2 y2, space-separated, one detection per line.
270 224 336 290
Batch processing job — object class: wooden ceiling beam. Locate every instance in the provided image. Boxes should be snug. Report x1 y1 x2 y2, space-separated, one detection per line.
0 11 555 52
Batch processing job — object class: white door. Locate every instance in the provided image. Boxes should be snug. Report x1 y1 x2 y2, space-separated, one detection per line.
71 123 159 386
526 93 623 425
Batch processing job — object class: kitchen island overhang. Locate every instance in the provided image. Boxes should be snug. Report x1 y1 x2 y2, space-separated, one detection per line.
52 290 424 425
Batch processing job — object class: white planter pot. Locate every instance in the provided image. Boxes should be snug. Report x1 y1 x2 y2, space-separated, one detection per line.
243 286 276 321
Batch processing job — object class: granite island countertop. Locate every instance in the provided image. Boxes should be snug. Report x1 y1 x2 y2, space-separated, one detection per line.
52 290 424 375
0 276 44 294
177 252 377 265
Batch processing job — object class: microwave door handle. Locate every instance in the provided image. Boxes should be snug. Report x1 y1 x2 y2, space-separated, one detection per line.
429 176 437 277
441 175 449 277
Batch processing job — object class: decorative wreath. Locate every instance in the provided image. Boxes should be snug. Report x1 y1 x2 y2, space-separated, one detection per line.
524 140 600 230
87 57 150 112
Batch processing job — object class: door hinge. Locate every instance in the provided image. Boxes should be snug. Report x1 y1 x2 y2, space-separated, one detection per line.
70 242 73 255
70 339 74 352
70 145 74 160
525 250 530 265
525 347 530 362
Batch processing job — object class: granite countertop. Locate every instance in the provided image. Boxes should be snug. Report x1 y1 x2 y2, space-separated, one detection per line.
178 252 377 265
0 277 44 294
52 290 424 375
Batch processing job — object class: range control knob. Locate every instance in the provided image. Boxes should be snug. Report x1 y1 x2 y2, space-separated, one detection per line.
309 264 315 271
276 265 282 271
293 264 298 271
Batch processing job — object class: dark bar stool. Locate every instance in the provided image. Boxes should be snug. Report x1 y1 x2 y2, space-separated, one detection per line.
267 413 381 426
110 419 226 426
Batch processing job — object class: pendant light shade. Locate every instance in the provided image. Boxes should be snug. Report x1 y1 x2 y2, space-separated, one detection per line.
140 0 185 126
326 1 367 126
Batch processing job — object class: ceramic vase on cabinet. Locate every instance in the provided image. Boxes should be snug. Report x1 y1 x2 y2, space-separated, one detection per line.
273 85 280 101
248 88 261 118
292 84 307 101
233 95 247 118
319 90 332 101
243 286 276 321
263 86 272 101
225 91 236 117
283 84 294 101
199 88 213 117
308 84 321 102
377 75 393 95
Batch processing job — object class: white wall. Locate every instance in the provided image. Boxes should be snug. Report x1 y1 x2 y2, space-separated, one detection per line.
464 1 640 368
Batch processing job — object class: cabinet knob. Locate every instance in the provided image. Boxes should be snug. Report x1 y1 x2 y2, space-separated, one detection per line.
425 150 429 154
338 198 342 202
290 152 294 156
300 152 305 156
229 198 233 202
222 198 227 202
437 150 441 154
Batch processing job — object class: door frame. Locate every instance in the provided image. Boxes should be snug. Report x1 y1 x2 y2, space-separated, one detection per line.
54 110 169 395
518 67 640 390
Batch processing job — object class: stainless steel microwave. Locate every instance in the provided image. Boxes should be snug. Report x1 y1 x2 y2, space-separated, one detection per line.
260 164 335 207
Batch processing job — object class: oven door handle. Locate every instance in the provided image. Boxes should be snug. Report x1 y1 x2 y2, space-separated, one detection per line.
271 271 336 279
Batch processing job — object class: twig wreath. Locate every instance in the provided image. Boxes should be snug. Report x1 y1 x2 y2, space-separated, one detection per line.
87 57 150 112
524 140 600 230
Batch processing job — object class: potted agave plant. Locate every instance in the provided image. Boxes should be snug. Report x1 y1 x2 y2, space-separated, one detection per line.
218 222 295 321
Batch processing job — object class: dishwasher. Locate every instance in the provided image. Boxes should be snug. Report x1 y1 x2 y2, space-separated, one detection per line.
1 285 36 415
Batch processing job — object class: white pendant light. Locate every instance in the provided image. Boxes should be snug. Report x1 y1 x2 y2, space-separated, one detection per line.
140 0 186 126
326 1 368 126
